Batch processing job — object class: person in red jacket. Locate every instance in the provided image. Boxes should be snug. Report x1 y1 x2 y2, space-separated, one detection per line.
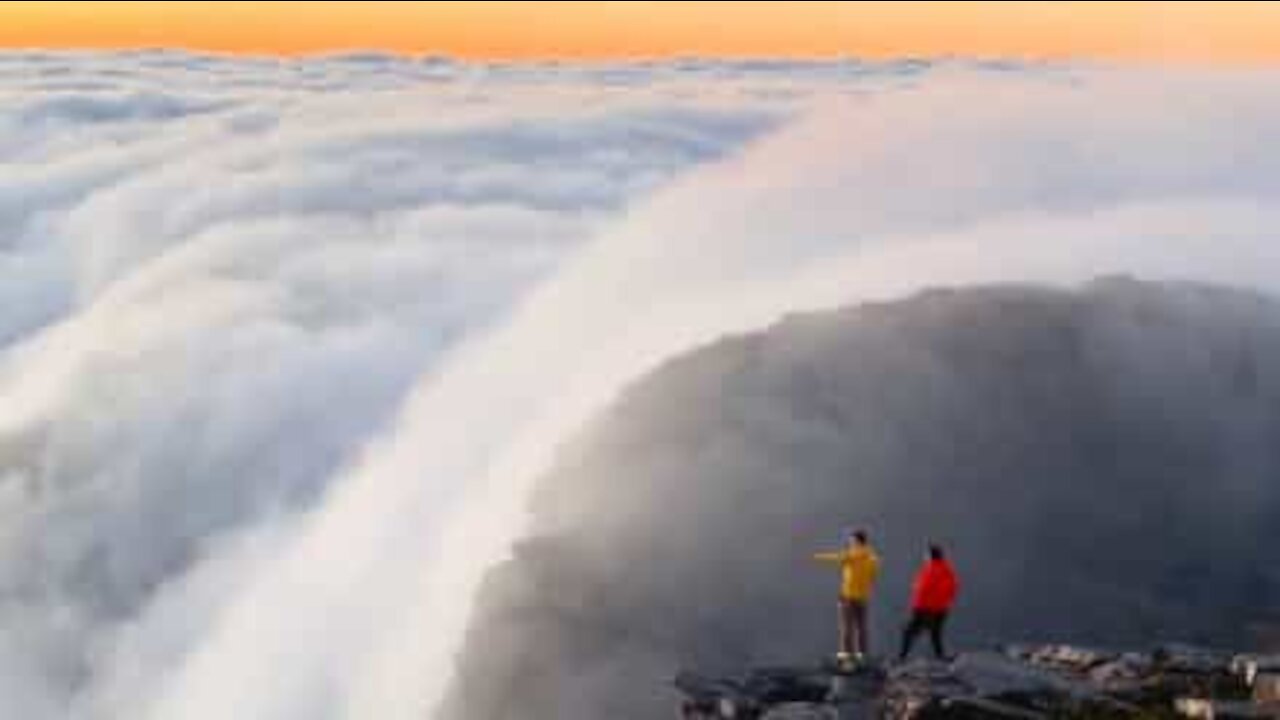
899 543 959 661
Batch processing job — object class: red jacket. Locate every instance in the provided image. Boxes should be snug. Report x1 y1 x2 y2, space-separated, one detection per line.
911 559 959 612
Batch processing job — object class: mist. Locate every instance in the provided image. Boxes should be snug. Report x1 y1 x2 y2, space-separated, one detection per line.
1 54 1279 720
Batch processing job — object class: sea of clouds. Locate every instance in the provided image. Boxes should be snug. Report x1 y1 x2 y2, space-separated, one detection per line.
1 52 1279 720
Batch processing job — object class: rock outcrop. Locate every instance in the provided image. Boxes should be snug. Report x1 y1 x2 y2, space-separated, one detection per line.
675 645 1280 719
441 279 1280 720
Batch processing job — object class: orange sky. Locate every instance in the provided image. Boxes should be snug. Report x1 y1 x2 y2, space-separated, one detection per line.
3 1 1280 63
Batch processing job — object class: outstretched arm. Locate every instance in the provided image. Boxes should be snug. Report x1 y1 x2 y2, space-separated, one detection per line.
813 551 844 563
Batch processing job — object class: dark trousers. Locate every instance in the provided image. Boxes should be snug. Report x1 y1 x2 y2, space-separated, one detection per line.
838 599 868 656
899 610 948 660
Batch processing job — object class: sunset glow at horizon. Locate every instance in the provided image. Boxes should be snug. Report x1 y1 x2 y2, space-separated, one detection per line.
4 1 1280 64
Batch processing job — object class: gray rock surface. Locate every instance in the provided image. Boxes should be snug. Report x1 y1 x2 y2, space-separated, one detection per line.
676 644 1272 719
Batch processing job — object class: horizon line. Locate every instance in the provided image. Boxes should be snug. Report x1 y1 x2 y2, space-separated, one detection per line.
0 46 1245 73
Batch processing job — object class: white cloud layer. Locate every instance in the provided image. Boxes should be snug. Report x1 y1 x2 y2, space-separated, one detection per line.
0 51 803 720
0 52 1278 720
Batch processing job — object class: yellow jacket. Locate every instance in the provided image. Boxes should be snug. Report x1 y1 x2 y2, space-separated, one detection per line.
814 544 881 601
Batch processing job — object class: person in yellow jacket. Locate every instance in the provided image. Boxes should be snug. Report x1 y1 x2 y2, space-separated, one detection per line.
813 529 881 663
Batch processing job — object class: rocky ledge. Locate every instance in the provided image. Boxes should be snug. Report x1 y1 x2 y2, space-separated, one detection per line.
675 645 1280 719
